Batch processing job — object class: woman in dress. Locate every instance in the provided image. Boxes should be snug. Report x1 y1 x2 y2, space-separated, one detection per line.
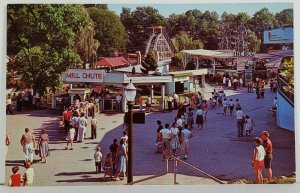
170 123 180 157
196 106 204 129
38 128 50 163
244 115 255 137
114 138 128 181
187 108 194 129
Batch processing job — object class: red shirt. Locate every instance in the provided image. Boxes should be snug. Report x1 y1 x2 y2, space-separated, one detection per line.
63 111 71 121
10 174 22 186
138 97 143 105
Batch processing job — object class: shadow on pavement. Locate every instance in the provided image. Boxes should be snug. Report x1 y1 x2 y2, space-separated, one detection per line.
55 171 95 176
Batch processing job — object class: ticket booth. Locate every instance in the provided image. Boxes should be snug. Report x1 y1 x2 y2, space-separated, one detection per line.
68 88 90 103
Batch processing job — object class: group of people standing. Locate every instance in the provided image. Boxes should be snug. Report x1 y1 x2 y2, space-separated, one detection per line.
252 131 273 184
6 90 34 114
223 75 243 90
93 131 129 181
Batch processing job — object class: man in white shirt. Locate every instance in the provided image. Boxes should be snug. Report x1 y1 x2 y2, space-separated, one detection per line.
115 93 122 113
179 124 193 160
235 107 246 137
173 92 179 109
91 115 97 139
159 124 171 160
176 116 184 129
78 112 88 142
222 98 228 116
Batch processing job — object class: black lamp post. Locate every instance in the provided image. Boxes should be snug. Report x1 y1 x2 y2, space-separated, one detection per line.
124 79 136 184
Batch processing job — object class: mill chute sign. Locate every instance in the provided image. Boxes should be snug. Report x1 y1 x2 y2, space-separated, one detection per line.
63 69 105 83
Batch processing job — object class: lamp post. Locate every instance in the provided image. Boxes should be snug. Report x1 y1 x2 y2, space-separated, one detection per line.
124 79 136 184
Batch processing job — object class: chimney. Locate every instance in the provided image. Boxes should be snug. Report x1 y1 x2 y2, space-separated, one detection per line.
136 51 141 64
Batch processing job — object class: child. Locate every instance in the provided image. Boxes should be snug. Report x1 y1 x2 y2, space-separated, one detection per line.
103 152 113 180
23 161 34 186
94 146 103 174
245 115 255 137
8 166 22 186
209 98 213 109
222 98 228 116
65 125 75 150
58 117 64 130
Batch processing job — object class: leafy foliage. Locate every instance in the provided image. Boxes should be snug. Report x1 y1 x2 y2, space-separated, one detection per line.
281 56 294 93
171 31 204 52
7 4 92 94
120 6 166 53
169 53 184 71
88 7 128 57
141 51 158 74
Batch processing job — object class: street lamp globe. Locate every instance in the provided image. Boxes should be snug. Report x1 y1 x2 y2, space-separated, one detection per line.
125 79 136 102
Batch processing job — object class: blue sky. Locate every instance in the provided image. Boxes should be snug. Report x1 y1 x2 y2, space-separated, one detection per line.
108 3 293 17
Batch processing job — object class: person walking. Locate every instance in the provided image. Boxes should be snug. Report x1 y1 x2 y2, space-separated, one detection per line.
109 139 119 174
23 161 35 186
235 107 246 137
137 95 143 111
94 146 103 174
167 95 173 112
228 99 235 116
173 92 179 110
65 125 75 150
252 137 266 184
179 124 193 160
201 100 208 121
6 94 14 115
103 152 113 180
16 93 23 112
187 108 194 129
38 128 50 163
115 93 122 113
244 115 255 137
195 106 204 129
159 124 172 160
261 131 273 183
63 108 71 134
114 138 128 181
91 115 97 139
20 128 36 164
146 95 152 113
155 120 163 153
222 98 229 116
170 123 180 157
71 112 79 142
78 112 87 142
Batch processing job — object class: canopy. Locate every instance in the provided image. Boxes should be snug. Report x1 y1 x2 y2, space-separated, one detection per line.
181 49 224 57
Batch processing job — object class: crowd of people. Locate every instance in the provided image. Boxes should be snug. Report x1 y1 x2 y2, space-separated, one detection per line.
7 77 277 185
6 90 34 114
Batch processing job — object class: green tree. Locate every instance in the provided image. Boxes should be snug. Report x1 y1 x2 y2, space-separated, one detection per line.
250 8 278 36
88 7 128 56
120 6 165 53
169 53 184 71
7 4 92 95
275 8 293 26
141 51 158 74
172 31 203 52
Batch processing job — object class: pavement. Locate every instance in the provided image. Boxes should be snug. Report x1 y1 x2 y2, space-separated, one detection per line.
4 86 295 186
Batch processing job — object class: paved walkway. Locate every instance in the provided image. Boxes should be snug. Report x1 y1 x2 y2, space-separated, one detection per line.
5 87 295 185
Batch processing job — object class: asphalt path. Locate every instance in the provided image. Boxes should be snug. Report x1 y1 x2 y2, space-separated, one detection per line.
5 87 295 185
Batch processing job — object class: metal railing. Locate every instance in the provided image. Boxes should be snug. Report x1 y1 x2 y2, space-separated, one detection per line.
128 155 225 185
277 75 294 107
167 155 225 184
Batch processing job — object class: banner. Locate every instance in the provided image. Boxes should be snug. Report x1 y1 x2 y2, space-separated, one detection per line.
263 27 293 44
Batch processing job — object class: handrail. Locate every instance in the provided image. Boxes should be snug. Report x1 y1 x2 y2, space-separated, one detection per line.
168 155 225 184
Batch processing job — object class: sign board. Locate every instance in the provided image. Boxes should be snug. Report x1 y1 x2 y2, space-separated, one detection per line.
63 69 105 83
244 69 253 84
264 27 293 44
124 112 145 124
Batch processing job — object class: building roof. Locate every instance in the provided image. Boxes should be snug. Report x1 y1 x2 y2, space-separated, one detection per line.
181 49 224 57
96 56 138 68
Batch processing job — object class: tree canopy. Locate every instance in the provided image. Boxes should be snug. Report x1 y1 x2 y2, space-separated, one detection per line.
88 7 128 57
7 4 93 94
